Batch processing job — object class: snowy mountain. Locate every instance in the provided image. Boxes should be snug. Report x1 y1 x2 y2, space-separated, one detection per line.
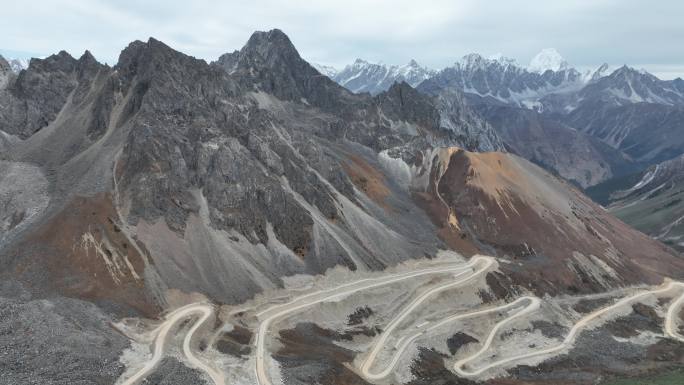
579 65 684 106
528 48 569 73
332 58 436 95
418 53 585 110
0 56 29 74
312 63 338 78
7 58 29 73
553 66 684 164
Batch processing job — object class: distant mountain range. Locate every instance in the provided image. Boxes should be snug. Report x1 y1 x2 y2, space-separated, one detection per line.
328 58 436 95
319 50 684 192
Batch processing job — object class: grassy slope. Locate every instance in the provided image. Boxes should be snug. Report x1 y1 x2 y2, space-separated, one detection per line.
600 368 684 385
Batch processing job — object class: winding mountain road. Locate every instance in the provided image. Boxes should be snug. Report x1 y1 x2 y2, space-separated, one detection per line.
117 257 684 385
119 303 225 385
664 282 684 342
454 280 684 377
359 256 495 380
254 256 494 385
361 295 540 380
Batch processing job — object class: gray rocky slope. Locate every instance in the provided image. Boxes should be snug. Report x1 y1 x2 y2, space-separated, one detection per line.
469 102 634 188
0 30 505 382
601 154 684 252
0 30 681 384
1 30 505 304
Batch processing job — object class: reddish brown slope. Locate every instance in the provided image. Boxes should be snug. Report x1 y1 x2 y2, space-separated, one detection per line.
417 148 684 295
6 194 158 316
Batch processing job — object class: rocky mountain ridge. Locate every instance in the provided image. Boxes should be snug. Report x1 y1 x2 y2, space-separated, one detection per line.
2 27 678 313
1 29 682 385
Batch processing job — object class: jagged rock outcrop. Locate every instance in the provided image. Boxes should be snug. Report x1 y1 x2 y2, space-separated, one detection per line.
0 50 105 139
213 29 353 111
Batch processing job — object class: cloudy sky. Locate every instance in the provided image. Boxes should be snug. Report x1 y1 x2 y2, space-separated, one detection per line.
2 0 683 78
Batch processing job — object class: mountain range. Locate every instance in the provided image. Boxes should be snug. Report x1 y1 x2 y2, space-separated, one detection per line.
1 30 683 385
330 51 684 192
328 58 436 95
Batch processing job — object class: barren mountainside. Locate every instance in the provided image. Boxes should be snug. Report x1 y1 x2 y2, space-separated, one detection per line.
0 29 682 385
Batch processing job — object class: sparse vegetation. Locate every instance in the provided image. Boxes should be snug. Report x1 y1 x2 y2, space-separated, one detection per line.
347 306 373 325
600 368 684 385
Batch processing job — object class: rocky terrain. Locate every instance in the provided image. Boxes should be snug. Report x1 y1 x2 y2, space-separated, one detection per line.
462 100 635 188
0 29 683 385
598 154 684 252
411 147 681 293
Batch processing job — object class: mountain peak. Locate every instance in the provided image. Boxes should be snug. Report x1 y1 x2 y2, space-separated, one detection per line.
312 63 338 77
488 53 518 67
216 28 349 108
116 37 192 69
612 64 638 77
242 29 299 59
461 53 486 67
78 50 98 64
333 58 435 95
24 50 78 74
528 48 568 73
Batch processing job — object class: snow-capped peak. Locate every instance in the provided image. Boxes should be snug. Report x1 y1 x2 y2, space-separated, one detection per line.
461 53 486 69
488 53 518 67
352 58 370 67
6 57 29 73
312 63 338 78
528 48 568 73
332 58 435 95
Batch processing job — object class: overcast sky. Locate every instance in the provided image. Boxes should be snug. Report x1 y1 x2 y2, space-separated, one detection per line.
2 0 683 79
